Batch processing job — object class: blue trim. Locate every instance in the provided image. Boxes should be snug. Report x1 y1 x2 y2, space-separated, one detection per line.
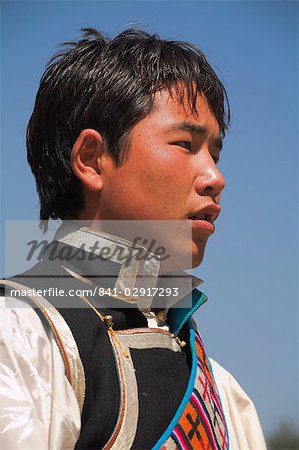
208 358 230 450
152 322 197 450
168 289 208 336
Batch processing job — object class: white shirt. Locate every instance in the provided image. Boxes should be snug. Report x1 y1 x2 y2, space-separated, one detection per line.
0 296 267 450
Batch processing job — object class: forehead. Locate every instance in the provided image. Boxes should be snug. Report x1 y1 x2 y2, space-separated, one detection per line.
145 88 221 138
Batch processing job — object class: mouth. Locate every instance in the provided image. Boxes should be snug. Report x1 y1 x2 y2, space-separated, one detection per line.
189 214 213 222
188 205 221 234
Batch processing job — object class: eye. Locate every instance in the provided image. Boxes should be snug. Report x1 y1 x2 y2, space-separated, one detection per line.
176 141 192 151
212 155 219 164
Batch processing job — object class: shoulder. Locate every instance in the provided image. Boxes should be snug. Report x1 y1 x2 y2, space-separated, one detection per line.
0 295 52 347
209 358 267 450
209 358 253 405
0 295 81 449
0 295 68 391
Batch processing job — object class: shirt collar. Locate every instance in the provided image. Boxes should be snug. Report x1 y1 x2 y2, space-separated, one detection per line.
53 222 207 329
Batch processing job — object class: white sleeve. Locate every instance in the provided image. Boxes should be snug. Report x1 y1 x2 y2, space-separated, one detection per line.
209 358 267 450
0 297 81 450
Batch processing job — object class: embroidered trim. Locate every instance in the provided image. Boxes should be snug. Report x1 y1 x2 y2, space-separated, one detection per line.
157 325 228 450
152 325 198 450
103 333 130 449
116 330 182 352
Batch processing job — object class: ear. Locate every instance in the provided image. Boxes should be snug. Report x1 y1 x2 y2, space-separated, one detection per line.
71 129 106 192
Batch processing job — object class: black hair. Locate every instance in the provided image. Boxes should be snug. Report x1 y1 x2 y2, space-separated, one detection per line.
26 27 230 228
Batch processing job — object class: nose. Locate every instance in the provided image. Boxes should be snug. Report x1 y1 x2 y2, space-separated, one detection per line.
194 159 225 202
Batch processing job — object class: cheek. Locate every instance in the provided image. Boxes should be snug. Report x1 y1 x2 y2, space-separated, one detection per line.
136 150 191 193
101 146 193 218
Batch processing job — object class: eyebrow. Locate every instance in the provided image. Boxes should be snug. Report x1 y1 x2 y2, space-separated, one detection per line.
167 121 223 151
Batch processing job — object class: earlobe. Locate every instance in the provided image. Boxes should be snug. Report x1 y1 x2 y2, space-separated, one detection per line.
71 129 105 192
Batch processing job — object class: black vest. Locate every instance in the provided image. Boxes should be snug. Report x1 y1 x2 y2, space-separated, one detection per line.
2 247 192 449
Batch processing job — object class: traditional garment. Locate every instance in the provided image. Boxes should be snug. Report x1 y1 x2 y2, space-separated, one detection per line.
0 223 267 449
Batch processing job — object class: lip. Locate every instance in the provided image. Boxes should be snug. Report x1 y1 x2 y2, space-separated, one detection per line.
188 203 221 234
188 204 221 223
189 218 215 234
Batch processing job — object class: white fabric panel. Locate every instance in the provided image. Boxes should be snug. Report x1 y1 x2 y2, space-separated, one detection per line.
0 297 81 450
209 358 267 450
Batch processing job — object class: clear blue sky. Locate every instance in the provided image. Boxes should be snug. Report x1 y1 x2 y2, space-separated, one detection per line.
1 0 298 437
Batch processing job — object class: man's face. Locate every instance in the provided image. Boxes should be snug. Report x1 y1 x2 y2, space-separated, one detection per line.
98 89 225 267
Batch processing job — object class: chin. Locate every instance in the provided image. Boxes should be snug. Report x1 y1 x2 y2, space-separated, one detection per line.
192 255 203 268
191 241 206 268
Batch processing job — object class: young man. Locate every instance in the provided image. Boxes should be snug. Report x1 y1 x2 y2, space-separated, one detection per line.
0 28 266 449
